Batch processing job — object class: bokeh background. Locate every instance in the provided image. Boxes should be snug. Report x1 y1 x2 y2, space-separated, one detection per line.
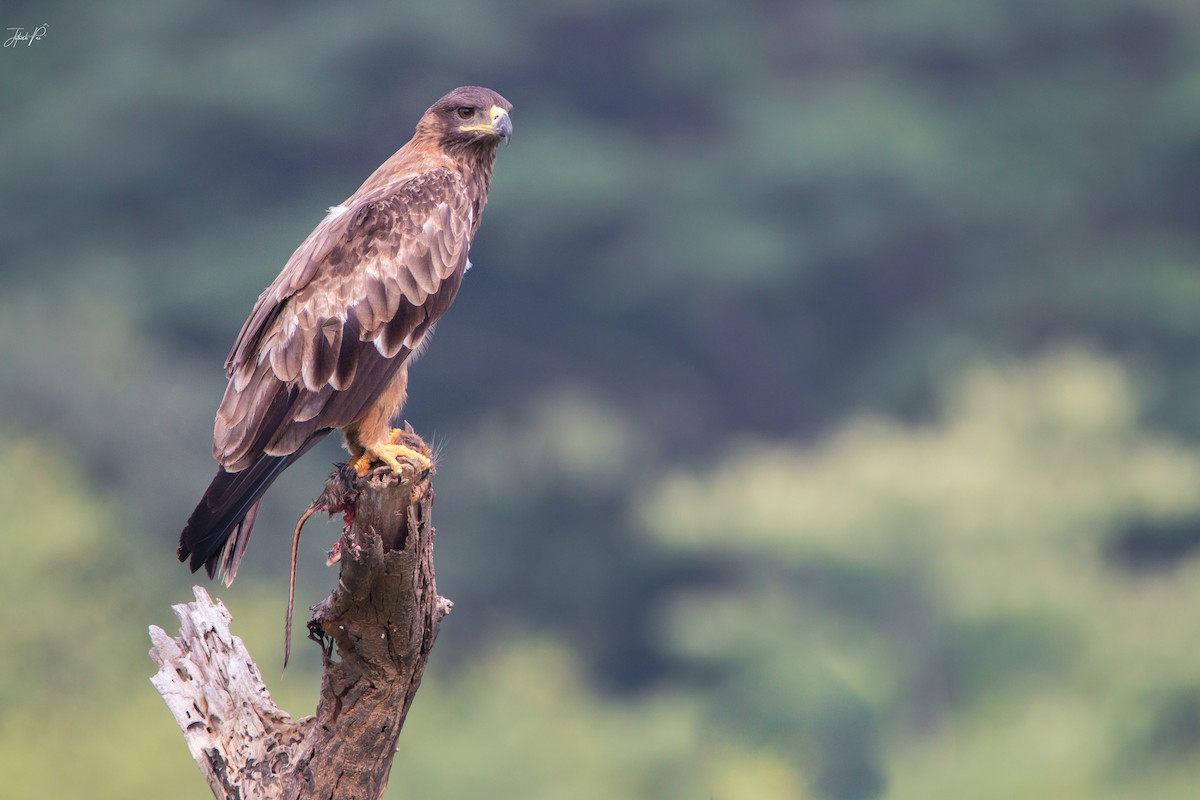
4 1 1200 797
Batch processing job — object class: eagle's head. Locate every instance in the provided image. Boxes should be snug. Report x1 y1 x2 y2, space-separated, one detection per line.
420 86 513 152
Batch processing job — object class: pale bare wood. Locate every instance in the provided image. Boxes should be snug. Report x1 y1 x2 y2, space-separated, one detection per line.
151 442 448 800
149 587 309 798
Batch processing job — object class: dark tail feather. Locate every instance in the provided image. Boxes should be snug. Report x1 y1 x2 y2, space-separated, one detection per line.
178 432 330 585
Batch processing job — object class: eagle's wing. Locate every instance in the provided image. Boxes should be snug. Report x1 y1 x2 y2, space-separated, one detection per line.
214 166 473 472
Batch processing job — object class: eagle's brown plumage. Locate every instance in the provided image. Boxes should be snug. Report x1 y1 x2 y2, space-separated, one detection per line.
179 86 512 583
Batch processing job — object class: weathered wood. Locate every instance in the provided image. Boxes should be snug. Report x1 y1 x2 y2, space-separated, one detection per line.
149 587 309 798
284 464 449 799
150 445 449 800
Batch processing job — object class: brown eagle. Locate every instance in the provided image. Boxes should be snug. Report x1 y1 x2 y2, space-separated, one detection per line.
178 86 512 584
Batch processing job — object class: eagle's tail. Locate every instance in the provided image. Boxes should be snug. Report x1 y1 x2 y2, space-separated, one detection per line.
178 432 329 585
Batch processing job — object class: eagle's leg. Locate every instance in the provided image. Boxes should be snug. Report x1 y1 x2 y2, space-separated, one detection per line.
348 432 432 478
344 366 432 477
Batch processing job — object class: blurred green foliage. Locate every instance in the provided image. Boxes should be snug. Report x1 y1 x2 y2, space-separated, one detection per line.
642 349 1200 798
3 0 1200 797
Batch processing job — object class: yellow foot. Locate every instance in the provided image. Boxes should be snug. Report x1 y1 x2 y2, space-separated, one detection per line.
350 429 433 478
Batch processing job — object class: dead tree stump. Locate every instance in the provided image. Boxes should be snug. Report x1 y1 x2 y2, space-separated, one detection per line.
150 452 450 800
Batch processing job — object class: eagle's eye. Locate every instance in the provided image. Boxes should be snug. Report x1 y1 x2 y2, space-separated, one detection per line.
456 107 474 120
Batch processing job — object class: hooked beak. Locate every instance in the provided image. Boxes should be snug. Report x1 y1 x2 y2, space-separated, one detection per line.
460 105 512 143
493 108 512 143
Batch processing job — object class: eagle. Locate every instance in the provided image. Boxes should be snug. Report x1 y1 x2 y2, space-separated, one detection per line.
178 86 512 584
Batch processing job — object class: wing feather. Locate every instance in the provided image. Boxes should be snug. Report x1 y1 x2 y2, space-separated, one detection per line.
265 328 303 383
379 297 425 357
408 243 439 293
300 317 341 389
330 308 362 390
393 265 429 306
214 167 473 470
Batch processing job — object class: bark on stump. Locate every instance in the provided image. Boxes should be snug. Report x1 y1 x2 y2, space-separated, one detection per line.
149 456 450 800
